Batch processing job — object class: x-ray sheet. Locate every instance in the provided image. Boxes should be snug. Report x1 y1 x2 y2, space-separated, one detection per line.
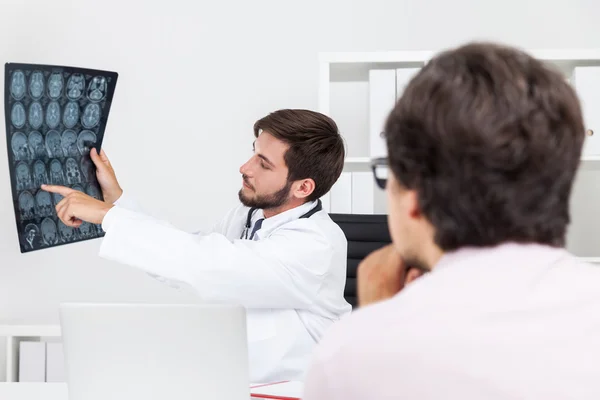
4 63 118 253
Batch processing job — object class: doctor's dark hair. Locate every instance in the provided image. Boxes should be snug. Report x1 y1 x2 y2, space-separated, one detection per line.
385 42 585 250
254 109 345 202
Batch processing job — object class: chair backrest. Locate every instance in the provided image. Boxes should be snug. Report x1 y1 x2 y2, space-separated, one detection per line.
329 213 391 308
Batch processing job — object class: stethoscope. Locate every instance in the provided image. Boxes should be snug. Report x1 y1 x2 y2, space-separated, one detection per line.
240 199 323 240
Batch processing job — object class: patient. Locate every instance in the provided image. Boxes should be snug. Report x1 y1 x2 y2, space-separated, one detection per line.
303 42 600 399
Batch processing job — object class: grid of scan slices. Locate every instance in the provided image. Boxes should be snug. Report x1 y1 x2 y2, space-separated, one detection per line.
6 67 113 252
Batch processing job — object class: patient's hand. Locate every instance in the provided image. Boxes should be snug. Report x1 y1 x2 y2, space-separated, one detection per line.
357 244 425 307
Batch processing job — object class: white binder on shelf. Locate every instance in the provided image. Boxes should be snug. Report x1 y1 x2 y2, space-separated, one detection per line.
573 66 600 157
351 172 374 214
45 342 66 382
330 172 352 213
320 192 331 213
369 69 396 159
396 67 421 99
18 341 46 382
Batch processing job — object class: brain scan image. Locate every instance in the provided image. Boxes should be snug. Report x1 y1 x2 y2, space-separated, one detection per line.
35 190 53 217
28 131 46 159
49 159 65 185
81 103 100 128
77 221 95 239
77 130 97 155
11 102 26 128
52 192 64 206
16 161 32 191
11 132 29 161
86 182 102 200
29 71 45 99
80 156 95 182
11 70 26 100
47 72 63 99
58 220 77 243
23 223 41 250
19 191 35 220
28 101 44 129
87 76 107 101
65 157 82 185
66 73 85 100
61 130 79 157
46 101 61 129
45 130 64 158
41 218 59 246
63 101 80 129
6 63 116 252
32 160 49 188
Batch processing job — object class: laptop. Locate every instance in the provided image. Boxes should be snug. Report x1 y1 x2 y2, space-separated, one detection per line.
59 303 250 400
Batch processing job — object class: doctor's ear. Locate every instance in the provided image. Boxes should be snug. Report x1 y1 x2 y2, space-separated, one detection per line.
292 178 315 200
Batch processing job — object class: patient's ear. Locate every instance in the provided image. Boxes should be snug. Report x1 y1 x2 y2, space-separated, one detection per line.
405 267 425 286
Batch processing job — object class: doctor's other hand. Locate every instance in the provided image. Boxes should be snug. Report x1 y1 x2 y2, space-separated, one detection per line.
41 184 113 228
90 148 122 204
357 244 426 307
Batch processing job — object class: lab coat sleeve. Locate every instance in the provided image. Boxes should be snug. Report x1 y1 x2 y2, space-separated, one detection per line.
99 206 332 309
112 191 144 213
109 191 237 235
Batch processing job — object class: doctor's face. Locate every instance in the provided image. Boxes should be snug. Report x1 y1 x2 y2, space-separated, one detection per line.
238 132 292 209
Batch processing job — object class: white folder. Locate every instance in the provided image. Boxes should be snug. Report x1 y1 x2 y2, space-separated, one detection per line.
18 341 46 382
369 69 397 159
320 192 331 213
573 66 600 157
45 342 66 382
330 172 352 213
396 68 421 98
351 172 374 214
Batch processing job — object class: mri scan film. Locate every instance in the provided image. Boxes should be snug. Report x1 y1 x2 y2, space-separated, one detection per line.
5 63 118 253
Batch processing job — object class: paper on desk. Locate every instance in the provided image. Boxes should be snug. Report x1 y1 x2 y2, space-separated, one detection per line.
250 381 303 400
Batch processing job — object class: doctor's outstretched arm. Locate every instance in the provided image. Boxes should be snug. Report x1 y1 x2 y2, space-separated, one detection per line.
40 183 330 310
98 206 329 309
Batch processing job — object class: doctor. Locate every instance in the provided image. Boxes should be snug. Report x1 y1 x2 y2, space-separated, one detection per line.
43 109 352 383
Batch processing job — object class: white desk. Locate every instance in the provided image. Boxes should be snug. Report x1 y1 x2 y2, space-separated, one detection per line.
0 382 302 400
0 383 67 400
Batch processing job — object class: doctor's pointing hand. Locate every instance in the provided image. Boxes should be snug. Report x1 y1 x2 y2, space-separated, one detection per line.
42 148 122 227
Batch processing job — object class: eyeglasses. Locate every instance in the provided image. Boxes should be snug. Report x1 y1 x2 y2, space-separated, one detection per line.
370 157 389 189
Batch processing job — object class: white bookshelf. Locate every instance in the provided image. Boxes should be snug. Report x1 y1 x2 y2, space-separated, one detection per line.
318 48 600 260
319 49 600 166
0 324 61 383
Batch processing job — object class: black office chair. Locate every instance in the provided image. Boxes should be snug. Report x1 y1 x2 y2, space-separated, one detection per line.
329 213 391 308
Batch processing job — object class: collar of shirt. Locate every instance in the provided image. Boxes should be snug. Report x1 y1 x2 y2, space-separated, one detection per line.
250 200 319 240
411 242 573 309
432 242 569 273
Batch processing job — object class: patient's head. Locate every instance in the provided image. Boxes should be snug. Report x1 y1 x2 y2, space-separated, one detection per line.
384 42 585 271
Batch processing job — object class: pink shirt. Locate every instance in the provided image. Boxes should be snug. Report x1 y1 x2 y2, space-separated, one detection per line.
303 243 600 399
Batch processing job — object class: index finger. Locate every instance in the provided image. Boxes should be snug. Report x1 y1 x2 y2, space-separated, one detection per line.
41 184 75 196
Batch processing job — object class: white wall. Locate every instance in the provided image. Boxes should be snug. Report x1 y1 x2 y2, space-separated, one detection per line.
0 0 599 379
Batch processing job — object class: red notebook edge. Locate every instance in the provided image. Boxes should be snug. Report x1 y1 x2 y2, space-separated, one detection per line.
250 381 300 400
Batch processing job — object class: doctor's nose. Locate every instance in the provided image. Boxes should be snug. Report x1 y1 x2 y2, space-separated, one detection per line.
239 158 253 177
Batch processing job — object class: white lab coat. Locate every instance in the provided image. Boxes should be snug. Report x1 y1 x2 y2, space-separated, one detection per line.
98 192 352 383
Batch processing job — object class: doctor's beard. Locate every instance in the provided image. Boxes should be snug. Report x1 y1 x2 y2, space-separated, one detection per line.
238 178 293 210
